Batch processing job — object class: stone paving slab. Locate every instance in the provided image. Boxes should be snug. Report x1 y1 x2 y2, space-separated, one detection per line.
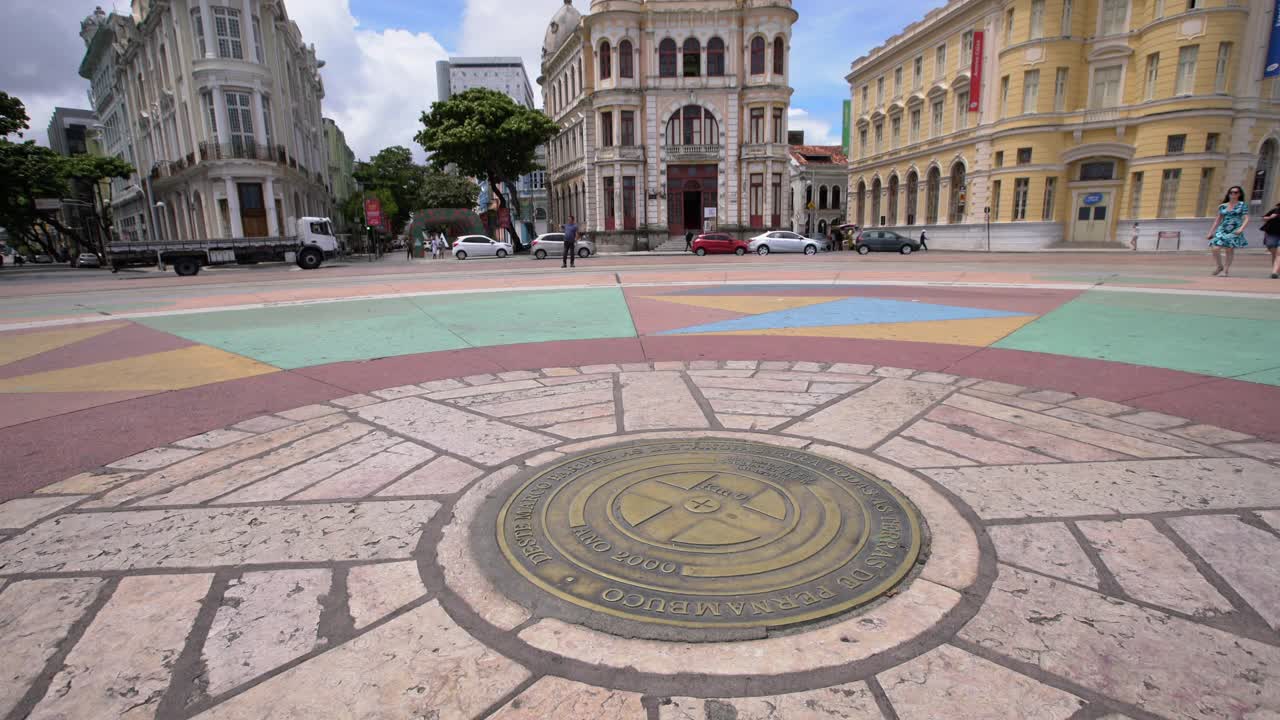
1 362 1277 720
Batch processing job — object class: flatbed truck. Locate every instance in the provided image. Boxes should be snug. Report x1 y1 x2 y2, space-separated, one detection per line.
107 217 341 276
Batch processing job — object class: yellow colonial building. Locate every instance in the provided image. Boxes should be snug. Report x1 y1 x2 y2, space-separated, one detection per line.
846 0 1279 249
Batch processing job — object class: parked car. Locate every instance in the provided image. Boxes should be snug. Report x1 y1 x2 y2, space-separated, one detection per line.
32 254 54 264
452 235 513 260
855 230 922 255
747 231 823 256
692 232 749 256
530 233 595 260
76 252 101 268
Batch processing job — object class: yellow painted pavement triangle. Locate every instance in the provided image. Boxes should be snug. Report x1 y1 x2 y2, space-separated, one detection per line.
643 295 839 314
0 322 128 367
0 345 279 393
701 315 1039 347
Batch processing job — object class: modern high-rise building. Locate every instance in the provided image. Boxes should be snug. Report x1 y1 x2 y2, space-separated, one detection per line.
46 108 98 157
78 0 332 244
540 0 798 250
846 0 1279 249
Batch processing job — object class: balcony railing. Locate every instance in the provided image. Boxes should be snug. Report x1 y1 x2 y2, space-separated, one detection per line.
198 141 284 162
666 144 721 161
1084 108 1120 124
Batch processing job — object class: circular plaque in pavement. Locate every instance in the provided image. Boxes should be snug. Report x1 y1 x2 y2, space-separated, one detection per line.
493 439 926 640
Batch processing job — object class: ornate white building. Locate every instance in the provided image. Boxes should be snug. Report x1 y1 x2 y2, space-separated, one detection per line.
78 0 331 244
540 0 798 249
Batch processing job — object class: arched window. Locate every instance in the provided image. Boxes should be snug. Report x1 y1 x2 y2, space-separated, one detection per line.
856 181 866 226
905 171 918 224
887 175 899 225
707 37 725 76
664 105 719 146
819 186 829 210
1253 139 1277 204
832 186 842 209
948 162 966 223
683 38 701 77
619 40 634 78
871 178 882 226
659 39 677 78
773 36 785 75
599 40 611 80
818 219 828 235
805 184 813 207
750 36 765 75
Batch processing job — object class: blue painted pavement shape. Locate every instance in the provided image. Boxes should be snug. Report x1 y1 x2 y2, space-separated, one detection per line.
660 297 1031 335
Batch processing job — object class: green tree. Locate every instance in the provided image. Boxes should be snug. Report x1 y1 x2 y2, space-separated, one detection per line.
0 94 79 258
415 88 556 248
352 145 424 232
65 154 135 259
419 172 479 209
0 91 27 138
341 187 398 232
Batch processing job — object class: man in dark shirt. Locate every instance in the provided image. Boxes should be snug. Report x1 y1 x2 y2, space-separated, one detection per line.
562 216 578 268
685 229 694 252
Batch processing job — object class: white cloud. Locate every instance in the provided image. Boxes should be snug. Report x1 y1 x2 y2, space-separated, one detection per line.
288 0 448 161
459 0 563 105
788 108 840 146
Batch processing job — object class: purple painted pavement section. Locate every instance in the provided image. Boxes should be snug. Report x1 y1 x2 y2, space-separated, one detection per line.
0 321 195 381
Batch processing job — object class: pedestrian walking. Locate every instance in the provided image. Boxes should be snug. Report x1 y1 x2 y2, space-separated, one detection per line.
685 229 694 252
1207 185 1249 277
406 235 413 260
1262 202 1280 279
919 229 928 252
563 215 578 268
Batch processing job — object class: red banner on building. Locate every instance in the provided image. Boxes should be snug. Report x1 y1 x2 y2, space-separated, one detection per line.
969 31 984 112
363 197 383 229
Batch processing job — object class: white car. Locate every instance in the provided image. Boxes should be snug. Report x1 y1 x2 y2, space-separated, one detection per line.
452 235 513 260
747 231 822 256
530 233 595 260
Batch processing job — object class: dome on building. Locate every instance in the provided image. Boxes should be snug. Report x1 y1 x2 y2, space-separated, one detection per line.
542 0 582 58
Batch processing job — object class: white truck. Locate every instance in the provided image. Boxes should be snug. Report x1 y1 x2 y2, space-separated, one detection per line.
106 217 341 276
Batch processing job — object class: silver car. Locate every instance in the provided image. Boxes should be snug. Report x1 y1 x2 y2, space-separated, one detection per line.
747 231 822 256
530 233 595 260
452 235 513 260
76 252 101 267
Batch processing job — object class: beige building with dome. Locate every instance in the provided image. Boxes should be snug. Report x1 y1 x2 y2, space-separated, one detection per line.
540 0 798 249
846 0 1280 250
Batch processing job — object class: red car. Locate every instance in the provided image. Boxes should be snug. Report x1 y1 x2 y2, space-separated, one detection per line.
691 232 748 256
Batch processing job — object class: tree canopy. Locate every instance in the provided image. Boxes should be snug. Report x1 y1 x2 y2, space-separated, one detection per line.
350 145 480 233
419 171 479 210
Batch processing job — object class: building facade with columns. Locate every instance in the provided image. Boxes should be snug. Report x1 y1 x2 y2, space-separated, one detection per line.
540 0 797 249
787 144 848 237
78 0 331 245
847 0 1280 250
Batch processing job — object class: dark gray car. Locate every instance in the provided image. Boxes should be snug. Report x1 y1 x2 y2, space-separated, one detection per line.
855 230 922 255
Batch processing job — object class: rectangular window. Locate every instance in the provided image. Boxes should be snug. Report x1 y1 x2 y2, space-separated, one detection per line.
750 107 764 143
1100 0 1127 35
1005 9 1016 40
1054 67 1069 111
995 151 1004 167
1017 147 1033 164
192 9 206 57
252 16 263 63
1205 132 1219 152
1062 0 1073 35
935 44 946 79
874 122 883 152
962 31 974 65
224 90 254 154
772 107 784 143
1042 177 1057 220
910 108 921 143
956 91 969 129
931 99 944 137
601 111 613 147
1154 0 1165 18
1030 0 1045 38
1187 0 1201 8
1131 171 1144 217
1158 168 1181 217
891 116 901 148
212 6 243 60
749 173 764 227
1215 43 1231 93
202 91 217 140
992 179 1003 220
1176 45 1198 95
620 110 634 146
894 67 903 98
603 176 615 230
877 77 885 105
1195 167 1215 216
1091 65 1122 108
1023 70 1040 114
1013 178 1030 220
771 173 783 226
261 95 272 148
1000 76 1010 117
1166 134 1186 154
859 128 868 155
862 85 869 108
623 176 636 230
1145 53 1159 101
913 56 923 90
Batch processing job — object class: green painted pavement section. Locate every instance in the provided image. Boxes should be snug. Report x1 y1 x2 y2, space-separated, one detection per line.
137 288 637 369
996 290 1280 383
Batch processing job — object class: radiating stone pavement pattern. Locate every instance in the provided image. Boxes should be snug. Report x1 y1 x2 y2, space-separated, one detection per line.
0 362 1277 719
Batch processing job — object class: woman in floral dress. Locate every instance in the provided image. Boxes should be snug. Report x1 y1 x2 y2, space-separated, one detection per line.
1207 185 1249 276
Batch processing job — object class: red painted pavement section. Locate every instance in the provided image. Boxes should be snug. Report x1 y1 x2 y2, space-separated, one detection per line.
0 321 195 381
1124 378 1280 440
0 390 156 431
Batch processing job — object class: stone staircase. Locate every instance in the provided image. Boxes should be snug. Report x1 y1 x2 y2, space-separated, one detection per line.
652 235 692 252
